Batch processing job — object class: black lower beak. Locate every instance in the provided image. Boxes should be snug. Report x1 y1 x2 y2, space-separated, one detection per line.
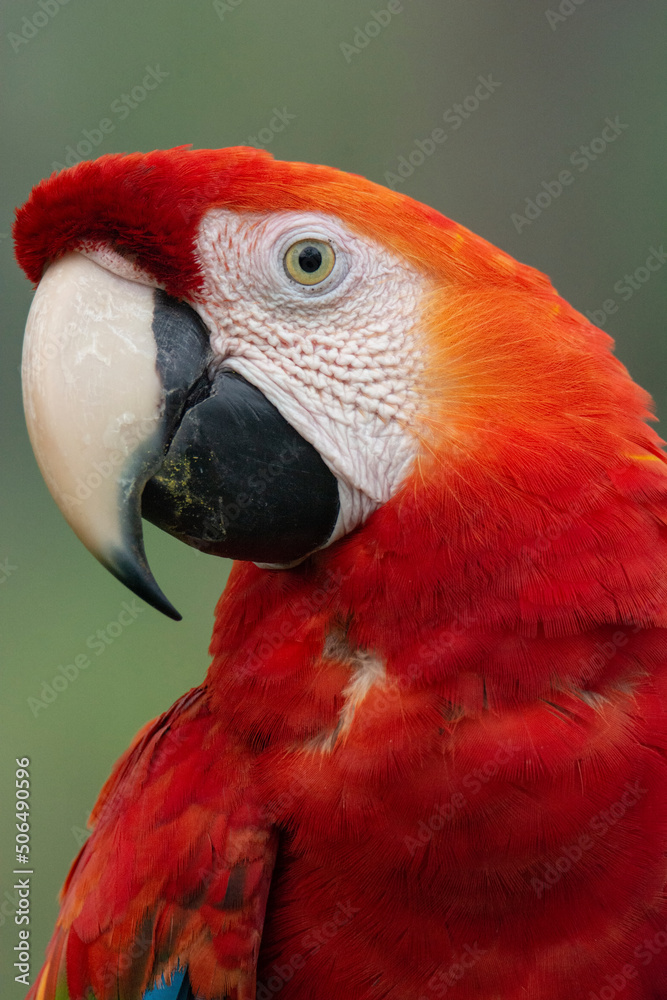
128 291 342 612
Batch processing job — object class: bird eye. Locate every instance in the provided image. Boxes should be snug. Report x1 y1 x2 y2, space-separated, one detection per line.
284 239 335 286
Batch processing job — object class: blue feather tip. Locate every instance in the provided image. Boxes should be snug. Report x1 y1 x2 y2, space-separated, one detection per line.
142 965 194 999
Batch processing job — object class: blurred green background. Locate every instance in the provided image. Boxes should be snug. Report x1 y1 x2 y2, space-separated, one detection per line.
1 0 665 991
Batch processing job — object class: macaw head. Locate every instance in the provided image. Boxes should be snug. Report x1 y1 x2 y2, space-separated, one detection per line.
14 146 664 627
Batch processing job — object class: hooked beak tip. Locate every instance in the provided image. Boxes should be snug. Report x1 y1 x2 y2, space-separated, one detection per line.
103 546 182 621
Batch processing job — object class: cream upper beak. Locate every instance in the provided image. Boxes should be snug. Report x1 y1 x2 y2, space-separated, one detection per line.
22 252 180 618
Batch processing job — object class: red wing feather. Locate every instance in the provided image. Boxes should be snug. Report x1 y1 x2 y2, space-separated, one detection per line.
28 685 277 1000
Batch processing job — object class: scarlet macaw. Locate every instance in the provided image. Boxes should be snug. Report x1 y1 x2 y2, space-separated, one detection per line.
14 147 667 1000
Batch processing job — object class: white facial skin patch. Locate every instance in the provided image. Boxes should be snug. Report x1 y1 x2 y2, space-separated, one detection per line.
193 209 429 541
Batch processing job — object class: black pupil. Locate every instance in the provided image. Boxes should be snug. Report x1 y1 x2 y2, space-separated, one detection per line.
298 246 322 273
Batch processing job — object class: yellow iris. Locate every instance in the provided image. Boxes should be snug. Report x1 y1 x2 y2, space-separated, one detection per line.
284 239 335 285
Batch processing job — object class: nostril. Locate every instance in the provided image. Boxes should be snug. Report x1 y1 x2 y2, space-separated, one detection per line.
161 369 213 458
152 288 214 455
182 369 214 412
